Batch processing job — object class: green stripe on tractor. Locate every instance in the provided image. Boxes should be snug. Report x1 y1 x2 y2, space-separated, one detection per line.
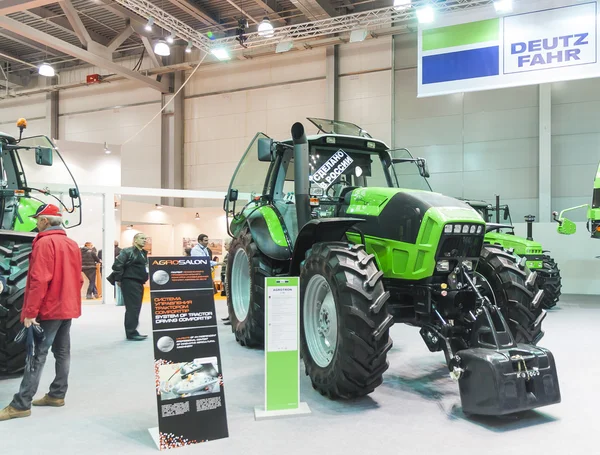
422 18 499 52
259 206 289 248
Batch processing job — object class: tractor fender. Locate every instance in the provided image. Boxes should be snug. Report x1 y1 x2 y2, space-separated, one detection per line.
289 217 364 276
246 205 292 261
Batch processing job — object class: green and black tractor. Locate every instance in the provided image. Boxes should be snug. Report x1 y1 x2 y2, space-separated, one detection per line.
460 196 562 309
0 119 81 376
553 160 600 238
223 118 560 415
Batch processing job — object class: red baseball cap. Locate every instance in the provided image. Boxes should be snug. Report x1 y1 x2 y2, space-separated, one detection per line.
30 203 62 218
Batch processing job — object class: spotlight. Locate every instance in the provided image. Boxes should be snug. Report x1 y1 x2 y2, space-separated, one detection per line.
276 41 293 53
38 63 55 77
349 29 368 43
154 40 170 56
493 0 513 13
166 31 176 44
104 141 111 154
185 41 193 53
257 17 274 38
155 204 163 209
211 47 230 61
195 212 200 220
145 17 154 31
416 6 435 24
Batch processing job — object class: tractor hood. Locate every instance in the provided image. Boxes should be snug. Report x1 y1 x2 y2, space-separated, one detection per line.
484 231 543 255
345 187 484 223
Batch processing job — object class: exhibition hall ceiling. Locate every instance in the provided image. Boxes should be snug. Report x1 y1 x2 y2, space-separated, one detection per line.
0 0 492 92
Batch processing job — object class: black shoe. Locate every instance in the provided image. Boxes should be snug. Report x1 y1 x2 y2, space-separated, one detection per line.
127 334 147 341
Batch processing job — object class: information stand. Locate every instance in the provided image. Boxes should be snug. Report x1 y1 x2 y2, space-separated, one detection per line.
148 257 229 450
254 277 311 420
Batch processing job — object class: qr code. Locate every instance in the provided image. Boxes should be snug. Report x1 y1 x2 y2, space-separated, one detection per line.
196 397 221 412
162 401 190 418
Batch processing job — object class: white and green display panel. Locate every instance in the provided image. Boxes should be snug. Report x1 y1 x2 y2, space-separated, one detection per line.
418 0 599 97
265 277 300 412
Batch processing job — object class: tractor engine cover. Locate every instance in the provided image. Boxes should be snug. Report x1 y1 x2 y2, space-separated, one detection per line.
457 344 561 415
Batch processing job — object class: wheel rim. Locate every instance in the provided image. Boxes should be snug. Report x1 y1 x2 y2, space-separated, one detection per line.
304 274 338 368
231 248 251 322
474 271 496 305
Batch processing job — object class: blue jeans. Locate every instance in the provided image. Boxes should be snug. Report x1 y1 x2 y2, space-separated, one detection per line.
11 319 72 411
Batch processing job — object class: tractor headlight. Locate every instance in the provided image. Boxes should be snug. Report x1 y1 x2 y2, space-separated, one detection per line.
436 260 450 272
462 225 469 234
453 225 461 234
477 225 483 234
444 224 453 234
462 260 473 271
469 225 476 234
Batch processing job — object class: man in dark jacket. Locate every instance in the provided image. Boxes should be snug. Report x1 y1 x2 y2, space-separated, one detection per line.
81 242 101 299
1 204 83 421
112 233 149 341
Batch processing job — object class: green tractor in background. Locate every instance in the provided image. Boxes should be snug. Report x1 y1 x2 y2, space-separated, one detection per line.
223 118 560 416
460 196 562 310
0 119 81 376
552 161 600 236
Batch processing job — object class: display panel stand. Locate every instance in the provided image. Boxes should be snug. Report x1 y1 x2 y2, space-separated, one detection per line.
254 277 311 421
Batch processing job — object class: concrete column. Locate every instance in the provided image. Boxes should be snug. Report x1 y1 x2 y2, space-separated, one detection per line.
45 76 58 140
539 83 552 222
161 45 184 207
102 191 116 305
325 45 338 120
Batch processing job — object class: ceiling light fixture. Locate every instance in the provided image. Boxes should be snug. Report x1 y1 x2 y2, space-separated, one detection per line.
155 204 163 209
145 17 154 31
416 5 435 24
103 141 111 154
38 63 55 77
154 40 170 56
185 41 193 53
257 17 274 38
493 0 513 13
276 41 293 53
211 47 230 61
349 28 368 43
166 31 176 44
195 212 200 220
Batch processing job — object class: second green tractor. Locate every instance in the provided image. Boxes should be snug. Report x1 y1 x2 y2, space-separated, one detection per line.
223 118 560 416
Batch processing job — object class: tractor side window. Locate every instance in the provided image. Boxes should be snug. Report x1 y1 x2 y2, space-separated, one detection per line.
227 132 273 217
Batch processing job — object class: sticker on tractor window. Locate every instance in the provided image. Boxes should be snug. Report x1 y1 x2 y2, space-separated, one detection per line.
310 149 354 190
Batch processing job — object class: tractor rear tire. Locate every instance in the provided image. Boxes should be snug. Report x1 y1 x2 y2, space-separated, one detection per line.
537 255 562 310
226 228 279 348
0 238 32 376
475 245 545 345
300 242 393 399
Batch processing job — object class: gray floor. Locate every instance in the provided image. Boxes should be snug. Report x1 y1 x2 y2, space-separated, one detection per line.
1 295 597 454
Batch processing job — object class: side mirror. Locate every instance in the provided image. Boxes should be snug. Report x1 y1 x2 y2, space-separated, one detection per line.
504 207 510 220
258 138 274 162
69 188 79 198
35 146 53 166
557 217 576 235
228 188 238 202
417 158 430 178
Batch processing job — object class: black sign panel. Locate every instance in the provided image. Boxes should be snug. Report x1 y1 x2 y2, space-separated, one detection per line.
149 256 228 450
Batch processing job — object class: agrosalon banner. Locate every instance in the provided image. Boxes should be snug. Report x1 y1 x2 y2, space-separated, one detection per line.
418 0 599 97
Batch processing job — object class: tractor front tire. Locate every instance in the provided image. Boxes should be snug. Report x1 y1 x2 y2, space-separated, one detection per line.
475 245 544 345
300 242 394 399
0 239 32 376
226 228 278 348
536 255 562 310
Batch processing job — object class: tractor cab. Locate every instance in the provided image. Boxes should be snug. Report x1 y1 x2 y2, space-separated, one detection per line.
0 120 81 232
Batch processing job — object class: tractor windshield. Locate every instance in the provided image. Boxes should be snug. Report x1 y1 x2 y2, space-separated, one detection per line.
389 149 432 192
13 135 81 227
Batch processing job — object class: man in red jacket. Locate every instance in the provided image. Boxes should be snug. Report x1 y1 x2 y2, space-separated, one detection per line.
0 204 83 421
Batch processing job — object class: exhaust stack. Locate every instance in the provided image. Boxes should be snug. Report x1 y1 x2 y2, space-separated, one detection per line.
291 122 311 231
